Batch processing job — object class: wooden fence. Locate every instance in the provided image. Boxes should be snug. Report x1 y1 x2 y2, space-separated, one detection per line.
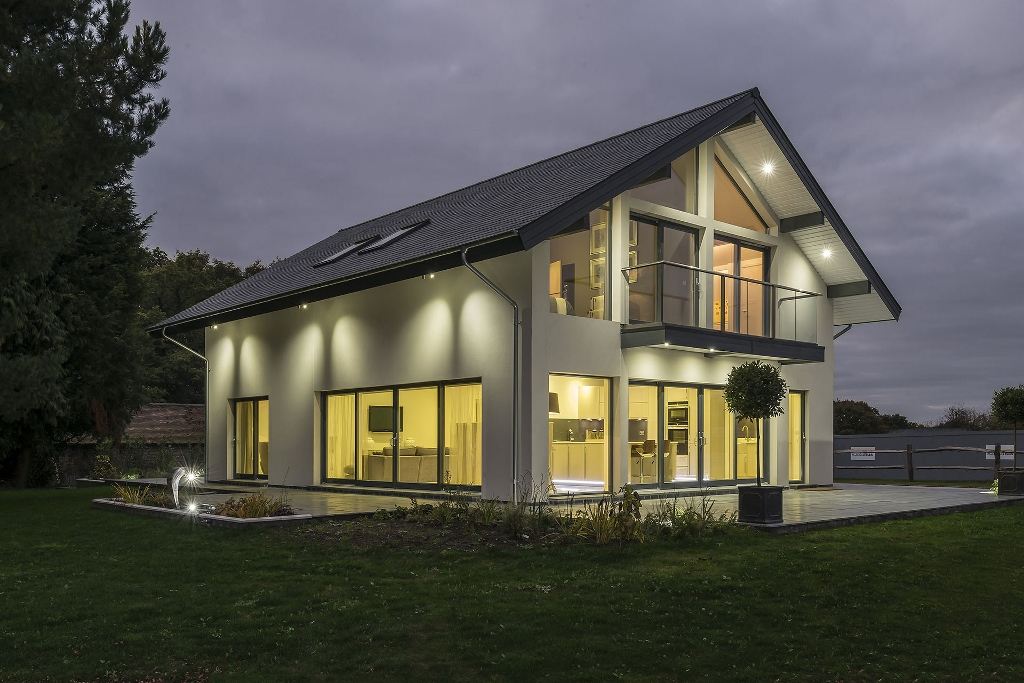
834 444 1022 482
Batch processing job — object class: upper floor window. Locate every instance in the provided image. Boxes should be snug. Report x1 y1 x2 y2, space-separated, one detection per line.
713 157 770 234
629 147 697 214
549 204 611 320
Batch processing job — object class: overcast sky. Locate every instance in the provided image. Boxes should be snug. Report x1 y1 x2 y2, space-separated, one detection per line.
130 0 1024 422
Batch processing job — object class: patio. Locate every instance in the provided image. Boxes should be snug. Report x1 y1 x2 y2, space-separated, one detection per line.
171 481 1024 532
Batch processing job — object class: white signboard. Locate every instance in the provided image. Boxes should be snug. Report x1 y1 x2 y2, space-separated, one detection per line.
985 445 1015 461
850 446 876 461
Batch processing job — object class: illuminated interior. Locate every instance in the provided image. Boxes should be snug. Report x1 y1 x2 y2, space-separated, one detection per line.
628 147 697 213
627 383 768 486
548 374 609 493
324 381 482 487
234 398 269 479
712 238 767 336
713 157 769 233
663 386 699 484
549 204 611 319
627 217 698 325
789 392 805 482
627 384 658 484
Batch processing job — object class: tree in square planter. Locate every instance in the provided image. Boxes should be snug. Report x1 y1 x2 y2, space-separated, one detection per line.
724 361 788 523
993 385 1024 496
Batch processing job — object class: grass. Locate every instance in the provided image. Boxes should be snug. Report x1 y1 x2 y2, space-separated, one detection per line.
3 488 1024 682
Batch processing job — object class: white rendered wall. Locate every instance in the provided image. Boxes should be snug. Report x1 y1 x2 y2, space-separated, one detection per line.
206 251 531 499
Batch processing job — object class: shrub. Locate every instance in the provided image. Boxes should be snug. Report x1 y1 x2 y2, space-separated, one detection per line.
215 491 294 518
89 454 120 480
112 482 151 505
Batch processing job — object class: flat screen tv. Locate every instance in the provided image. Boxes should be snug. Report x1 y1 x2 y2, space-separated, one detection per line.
368 406 403 432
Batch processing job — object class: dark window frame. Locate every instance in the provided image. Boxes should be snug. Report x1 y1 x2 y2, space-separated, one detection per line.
625 380 771 490
320 377 483 491
231 395 269 481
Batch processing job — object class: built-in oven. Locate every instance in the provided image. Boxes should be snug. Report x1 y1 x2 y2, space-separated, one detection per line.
667 402 689 427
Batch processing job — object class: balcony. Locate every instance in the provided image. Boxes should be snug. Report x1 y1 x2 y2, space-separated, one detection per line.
621 261 825 363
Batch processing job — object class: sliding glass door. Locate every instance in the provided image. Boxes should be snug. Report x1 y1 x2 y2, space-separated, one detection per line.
324 380 482 489
234 397 269 479
628 382 770 488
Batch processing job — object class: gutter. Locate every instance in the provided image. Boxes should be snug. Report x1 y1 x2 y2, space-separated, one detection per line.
161 327 210 483
461 247 520 502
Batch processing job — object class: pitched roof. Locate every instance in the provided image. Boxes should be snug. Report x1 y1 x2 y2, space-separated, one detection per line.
151 89 755 332
152 87 900 332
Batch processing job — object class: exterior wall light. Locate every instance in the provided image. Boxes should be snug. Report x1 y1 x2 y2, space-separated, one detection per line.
429 273 435 279
301 304 309 310
212 324 218 330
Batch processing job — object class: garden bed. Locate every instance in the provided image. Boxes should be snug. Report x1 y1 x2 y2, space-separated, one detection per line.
91 497 313 528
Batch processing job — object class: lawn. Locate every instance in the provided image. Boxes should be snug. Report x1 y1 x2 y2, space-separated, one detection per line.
2 487 1023 682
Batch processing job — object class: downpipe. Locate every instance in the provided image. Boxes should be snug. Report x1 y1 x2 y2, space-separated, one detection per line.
461 247 520 502
161 327 210 483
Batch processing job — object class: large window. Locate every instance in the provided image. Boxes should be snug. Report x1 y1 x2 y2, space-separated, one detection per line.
629 147 697 213
548 374 610 493
788 392 806 483
713 156 769 233
549 204 611 319
627 382 768 487
444 383 483 486
628 384 658 485
712 237 768 336
626 217 698 325
234 397 269 479
324 381 482 488
325 393 356 479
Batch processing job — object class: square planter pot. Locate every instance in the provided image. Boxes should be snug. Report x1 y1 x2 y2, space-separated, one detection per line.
737 485 784 524
997 470 1024 496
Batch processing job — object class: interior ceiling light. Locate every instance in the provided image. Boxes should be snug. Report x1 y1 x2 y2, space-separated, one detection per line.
760 160 776 177
822 248 833 259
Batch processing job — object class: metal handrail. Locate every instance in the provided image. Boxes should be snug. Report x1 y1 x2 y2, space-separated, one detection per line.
622 259 821 298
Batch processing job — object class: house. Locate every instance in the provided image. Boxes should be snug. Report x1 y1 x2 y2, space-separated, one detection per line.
151 88 900 500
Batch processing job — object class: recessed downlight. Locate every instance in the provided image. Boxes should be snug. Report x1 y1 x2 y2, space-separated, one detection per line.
822 248 833 259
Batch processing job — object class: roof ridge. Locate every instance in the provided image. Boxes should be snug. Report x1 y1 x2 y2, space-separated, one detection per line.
332 88 758 237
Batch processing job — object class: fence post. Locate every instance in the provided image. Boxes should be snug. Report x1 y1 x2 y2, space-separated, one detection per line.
994 444 1001 480
905 444 914 482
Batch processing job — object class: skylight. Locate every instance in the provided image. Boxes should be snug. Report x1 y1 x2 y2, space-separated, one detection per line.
358 219 429 254
314 240 368 268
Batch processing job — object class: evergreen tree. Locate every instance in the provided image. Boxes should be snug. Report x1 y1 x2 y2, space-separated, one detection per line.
0 0 169 485
142 250 265 403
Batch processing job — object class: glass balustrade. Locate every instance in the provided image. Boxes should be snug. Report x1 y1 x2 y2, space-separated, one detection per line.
625 262 819 345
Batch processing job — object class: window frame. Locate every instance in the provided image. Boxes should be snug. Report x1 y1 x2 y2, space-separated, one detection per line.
231 395 269 481
320 377 482 491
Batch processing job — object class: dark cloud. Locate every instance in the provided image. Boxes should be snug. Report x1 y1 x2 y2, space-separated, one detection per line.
129 0 1024 422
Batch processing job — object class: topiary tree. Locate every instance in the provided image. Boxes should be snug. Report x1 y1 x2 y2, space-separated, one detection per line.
724 361 788 486
992 385 1024 471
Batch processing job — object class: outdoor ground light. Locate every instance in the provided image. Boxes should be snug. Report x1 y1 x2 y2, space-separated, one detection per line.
186 501 198 514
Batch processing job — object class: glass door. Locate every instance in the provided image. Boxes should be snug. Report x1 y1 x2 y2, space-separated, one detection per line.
662 386 699 485
735 417 762 481
788 392 806 483
712 238 768 336
358 389 395 483
702 388 734 483
397 386 439 485
234 398 268 479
